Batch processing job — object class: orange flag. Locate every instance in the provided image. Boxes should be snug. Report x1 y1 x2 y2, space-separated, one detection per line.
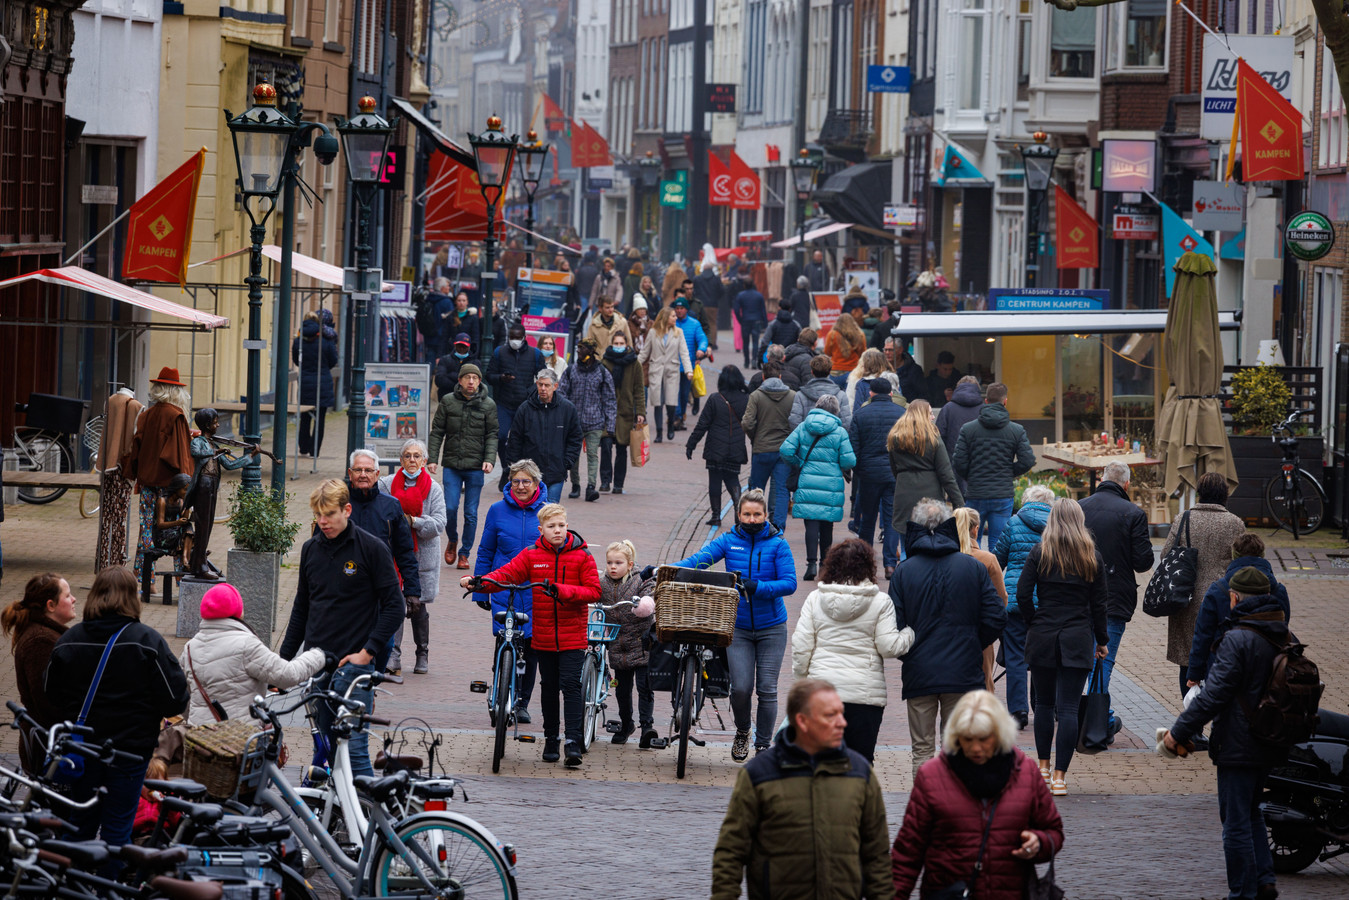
1054 184 1099 269
122 149 205 286
425 153 505 242
709 151 731 206
571 119 612 167
1228 57 1303 182
729 151 760 210
542 94 568 134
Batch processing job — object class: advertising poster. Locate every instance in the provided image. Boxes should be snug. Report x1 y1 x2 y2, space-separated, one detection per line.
1200 34 1294 140
516 268 573 323
812 292 842 338
842 269 880 304
363 362 431 459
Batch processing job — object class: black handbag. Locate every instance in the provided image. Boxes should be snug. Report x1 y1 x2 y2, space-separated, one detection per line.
1076 661 1111 755
930 798 1000 899
1141 510 1197 618
1025 846 1064 900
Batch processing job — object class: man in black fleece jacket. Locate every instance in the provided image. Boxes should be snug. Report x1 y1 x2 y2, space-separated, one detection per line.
280 479 404 777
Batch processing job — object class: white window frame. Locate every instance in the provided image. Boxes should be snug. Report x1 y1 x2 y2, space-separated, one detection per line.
323 0 340 44
292 0 308 39
1320 43 1347 169
1103 0 1169 74
955 0 989 113
1040 3 1098 83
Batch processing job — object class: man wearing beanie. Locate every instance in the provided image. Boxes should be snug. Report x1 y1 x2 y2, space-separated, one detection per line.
428 362 498 570
1189 533 1291 690
1163 564 1297 900
281 480 405 777
848 377 906 577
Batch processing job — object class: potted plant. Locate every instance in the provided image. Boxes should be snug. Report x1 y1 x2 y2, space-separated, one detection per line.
224 487 302 643
1225 364 1321 521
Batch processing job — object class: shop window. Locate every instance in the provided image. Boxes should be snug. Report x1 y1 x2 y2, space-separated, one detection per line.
1105 0 1167 72
1320 47 1347 168
1016 8 1032 102
1049 6 1095 79
959 0 988 111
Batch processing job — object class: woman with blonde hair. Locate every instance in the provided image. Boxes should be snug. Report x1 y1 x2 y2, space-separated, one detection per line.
637 306 692 443
845 347 893 411
1017 499 1108 795
888 399 962 556
892 690 1064 898
824 312 867 385
955 507 1007 692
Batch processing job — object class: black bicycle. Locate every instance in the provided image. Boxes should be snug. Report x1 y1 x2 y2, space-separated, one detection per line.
467 577 542 773
1263 408 1326 539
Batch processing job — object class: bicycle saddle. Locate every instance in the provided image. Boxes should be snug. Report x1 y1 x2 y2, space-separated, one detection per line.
373 751 423 771
150 876 224 900
493 610 530 625
40 840 110 867
161 796 225 827
352 769 410 803
118 845 189 872
142 778 209 800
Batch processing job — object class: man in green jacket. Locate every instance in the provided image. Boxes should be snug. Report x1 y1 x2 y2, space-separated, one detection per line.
427 364 499 570
742 360 797 531
712 679 893 900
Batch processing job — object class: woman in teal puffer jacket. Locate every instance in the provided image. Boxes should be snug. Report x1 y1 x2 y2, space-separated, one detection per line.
780 395 857 581
991 485 1055 728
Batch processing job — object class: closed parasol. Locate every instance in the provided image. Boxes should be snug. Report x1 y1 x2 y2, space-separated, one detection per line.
1155 251 1239 495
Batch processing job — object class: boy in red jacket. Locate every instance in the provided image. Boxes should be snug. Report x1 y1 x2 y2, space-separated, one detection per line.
463 503 601 767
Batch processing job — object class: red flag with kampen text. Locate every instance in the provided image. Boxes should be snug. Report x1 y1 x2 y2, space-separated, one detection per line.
1054 184 1099 269
122 149 206 287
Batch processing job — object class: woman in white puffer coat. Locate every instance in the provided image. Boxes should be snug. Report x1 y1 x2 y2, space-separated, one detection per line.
791 538 911 762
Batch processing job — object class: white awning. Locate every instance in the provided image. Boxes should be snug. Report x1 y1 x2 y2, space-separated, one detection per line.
0 266 229 330
188 245 393 291
771 221 852 248
889 309 1242 336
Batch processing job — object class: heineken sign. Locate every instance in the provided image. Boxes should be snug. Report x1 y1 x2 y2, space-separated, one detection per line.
1285 211 1335 261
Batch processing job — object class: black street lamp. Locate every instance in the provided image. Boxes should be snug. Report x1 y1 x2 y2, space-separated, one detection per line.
789 147 820 270
337 95 397 459
637 150 661 188
516 129 551 272
1021 131 1058 289
225 83 299 493
468 114 518 375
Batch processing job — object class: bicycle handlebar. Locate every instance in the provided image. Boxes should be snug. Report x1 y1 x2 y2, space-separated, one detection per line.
1275 408 1316 431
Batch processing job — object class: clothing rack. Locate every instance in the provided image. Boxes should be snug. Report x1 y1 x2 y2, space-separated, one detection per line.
379 307 421 363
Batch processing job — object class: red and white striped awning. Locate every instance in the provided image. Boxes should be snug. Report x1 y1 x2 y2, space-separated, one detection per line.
771 221 853 248
0 266 229 330
188 244 393 291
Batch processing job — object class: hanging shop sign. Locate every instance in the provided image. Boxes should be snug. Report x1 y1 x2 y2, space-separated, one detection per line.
1284 211 1335 262
660 179 688 209
1111 212 1159 241
707 84 737 113
884 204 919 228
866 65 911 94
1101 140 1157 193
987 288 1111 311
1200 34 1295 141
1192 180 1245 232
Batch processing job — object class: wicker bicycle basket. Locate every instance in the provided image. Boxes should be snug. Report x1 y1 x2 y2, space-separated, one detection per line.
653 565 740 647
182 719 260 800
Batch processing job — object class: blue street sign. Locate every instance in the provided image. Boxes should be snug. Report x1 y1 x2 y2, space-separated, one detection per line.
987 288 1112 311
866 65 911 94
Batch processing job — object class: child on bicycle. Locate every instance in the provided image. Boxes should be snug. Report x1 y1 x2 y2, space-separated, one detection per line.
462 503 600 768
600 540 657 747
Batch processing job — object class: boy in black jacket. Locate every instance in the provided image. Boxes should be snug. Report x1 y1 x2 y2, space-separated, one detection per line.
280 479 404 777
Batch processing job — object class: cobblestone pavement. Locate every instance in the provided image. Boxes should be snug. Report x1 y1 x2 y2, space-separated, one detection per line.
3 403 1349 896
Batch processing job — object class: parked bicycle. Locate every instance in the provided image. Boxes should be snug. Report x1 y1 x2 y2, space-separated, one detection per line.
466 577 540 773
9 393 87 505
1264 407 1326 539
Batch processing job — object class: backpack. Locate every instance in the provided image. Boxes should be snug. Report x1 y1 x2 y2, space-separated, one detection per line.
1236 625 1323 749
415 295 441 339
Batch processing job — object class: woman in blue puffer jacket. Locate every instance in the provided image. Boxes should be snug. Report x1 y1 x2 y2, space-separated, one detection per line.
992 484 1055 729
779 395 857 582
673 488 797 761
472 458 549 724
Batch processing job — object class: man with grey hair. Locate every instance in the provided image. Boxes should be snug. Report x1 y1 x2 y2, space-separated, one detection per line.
1078 459 1153 738
748 344 787 392
890 497 1006 774
344 447 421 674
504 368 582 503
421 276 455 362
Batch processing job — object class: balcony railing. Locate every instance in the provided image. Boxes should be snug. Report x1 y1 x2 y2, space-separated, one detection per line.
818 109 873 149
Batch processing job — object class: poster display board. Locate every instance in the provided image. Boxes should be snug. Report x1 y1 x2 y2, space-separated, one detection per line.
842 270 881 304
518 267 573 359
363 362 432 459
812 292 842 338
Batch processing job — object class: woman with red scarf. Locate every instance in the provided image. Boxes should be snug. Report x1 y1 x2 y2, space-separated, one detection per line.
378 440 446 675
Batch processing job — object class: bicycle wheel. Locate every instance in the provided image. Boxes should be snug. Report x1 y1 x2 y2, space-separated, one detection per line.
676 652 698 780
78 449 100 518
1265 471 1327 535
14 429 72 504
492 644 514 774
580 653 600 751
371 815 517 899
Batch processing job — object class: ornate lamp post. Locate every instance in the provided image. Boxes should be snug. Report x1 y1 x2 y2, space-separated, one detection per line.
468 115 518 374
516 130 551 271
337 96 397 459
789 148 820 270
1021 132 1058 288
225 83 299 493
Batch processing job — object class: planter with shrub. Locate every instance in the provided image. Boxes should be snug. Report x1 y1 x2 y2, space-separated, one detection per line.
1226 365 1322 522
224 487 302 643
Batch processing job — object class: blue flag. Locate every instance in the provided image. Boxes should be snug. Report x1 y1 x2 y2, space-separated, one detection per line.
935 142 988 186
1160 201 1216 298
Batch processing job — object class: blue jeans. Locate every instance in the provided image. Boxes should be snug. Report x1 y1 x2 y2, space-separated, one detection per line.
1102 616 1127 728
1217 766 1276 899
749 451 792 531
545 481 564 503
829 373 849 389
71 754 149 869
443 467 485 555
969 497 1013 551
497 404 517 467
1002 607 1029 714
319 663 377 777
856 478 898 569
727 623 788 748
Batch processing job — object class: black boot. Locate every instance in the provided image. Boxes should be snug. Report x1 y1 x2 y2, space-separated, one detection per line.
804 563 818 581
666 406 679 435
654 417 663 443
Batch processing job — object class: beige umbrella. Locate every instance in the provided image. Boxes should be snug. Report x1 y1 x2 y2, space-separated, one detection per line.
1155 251 1239 495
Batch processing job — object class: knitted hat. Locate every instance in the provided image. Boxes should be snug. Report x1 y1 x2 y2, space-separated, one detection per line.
458 363 483 380
870 377 892 395
631 294 648 312
672 297 689 308
1228 566 1271 596
200 583 243 620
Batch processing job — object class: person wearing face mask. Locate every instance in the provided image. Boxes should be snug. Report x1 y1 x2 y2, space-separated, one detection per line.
560 338 617 502
434 333 475 399
380 439 449 674
4 572 80 772
488 323 546 479
450 293 479 356
537 334 567 379
600 332 646 495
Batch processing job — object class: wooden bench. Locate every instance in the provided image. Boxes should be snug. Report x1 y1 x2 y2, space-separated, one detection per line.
3 471 101 489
